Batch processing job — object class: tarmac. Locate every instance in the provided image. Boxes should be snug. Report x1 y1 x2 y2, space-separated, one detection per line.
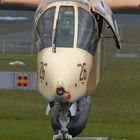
73 137 110 140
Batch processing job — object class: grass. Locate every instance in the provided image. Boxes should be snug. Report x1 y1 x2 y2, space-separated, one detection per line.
0 54 36 72
79 45 140 140
0 45 140 140
0 90 52 140
0 17 140 140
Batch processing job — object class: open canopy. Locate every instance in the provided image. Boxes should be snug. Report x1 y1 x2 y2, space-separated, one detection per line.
92 0 122 48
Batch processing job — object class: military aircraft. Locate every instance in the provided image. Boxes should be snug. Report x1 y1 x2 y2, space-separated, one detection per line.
0 0 140 139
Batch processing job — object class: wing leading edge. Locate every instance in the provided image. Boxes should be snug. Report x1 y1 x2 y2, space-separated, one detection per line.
103 0 140 9
0 0 140 13
102 0 140 14
0 0 41 10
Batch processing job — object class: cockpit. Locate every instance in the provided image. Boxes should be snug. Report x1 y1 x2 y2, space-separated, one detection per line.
39 0 90 6
35 4 98 55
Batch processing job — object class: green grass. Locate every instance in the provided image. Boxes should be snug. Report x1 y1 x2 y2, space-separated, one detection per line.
120 25 140 44
0 90 53 140
85 44 140 140
0 22 140 139
0 46 140 140
0 54 36 72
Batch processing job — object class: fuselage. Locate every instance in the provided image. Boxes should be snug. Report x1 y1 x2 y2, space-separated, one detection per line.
34 0 104 102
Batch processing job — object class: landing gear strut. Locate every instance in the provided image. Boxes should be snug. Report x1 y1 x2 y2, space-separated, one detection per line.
53 103 73 140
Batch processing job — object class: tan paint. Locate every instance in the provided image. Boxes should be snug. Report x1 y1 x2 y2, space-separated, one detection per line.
38 48 94 102
2 0 140 9
34 1 93 49
35 2 100 102
102 0 140 9
96 37 101 85
87 56 97 95
3 0 41 7
1 0 122 102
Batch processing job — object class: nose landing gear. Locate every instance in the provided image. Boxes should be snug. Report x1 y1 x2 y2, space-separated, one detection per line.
53 103 73 140
53 131 73 140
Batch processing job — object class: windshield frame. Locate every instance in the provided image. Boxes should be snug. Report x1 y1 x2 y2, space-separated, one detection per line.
77 6 99 55
34 2 98 53
54 6 75 48
35 2 79 51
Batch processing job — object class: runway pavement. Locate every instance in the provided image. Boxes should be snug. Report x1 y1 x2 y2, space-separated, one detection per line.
73 137 110 140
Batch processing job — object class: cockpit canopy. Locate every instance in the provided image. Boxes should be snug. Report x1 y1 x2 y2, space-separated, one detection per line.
39 0 90 6
35 5 98 55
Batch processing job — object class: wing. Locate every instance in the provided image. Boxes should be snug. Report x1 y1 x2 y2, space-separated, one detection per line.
0 0 41 10
103 0 139 9
0 0 140 12
102 0 140 14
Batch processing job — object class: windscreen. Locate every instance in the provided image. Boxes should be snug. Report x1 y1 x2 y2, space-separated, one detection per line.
36 6 74 50
55 6 74 48
36 7 55 49
77 7 98 55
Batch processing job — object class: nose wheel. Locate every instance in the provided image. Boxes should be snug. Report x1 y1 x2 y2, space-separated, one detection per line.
53 130 73 140
53 103 73 140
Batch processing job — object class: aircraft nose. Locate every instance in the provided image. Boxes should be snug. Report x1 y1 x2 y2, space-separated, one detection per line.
56 86 65 96
38 51 79 102
38 48 93 102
